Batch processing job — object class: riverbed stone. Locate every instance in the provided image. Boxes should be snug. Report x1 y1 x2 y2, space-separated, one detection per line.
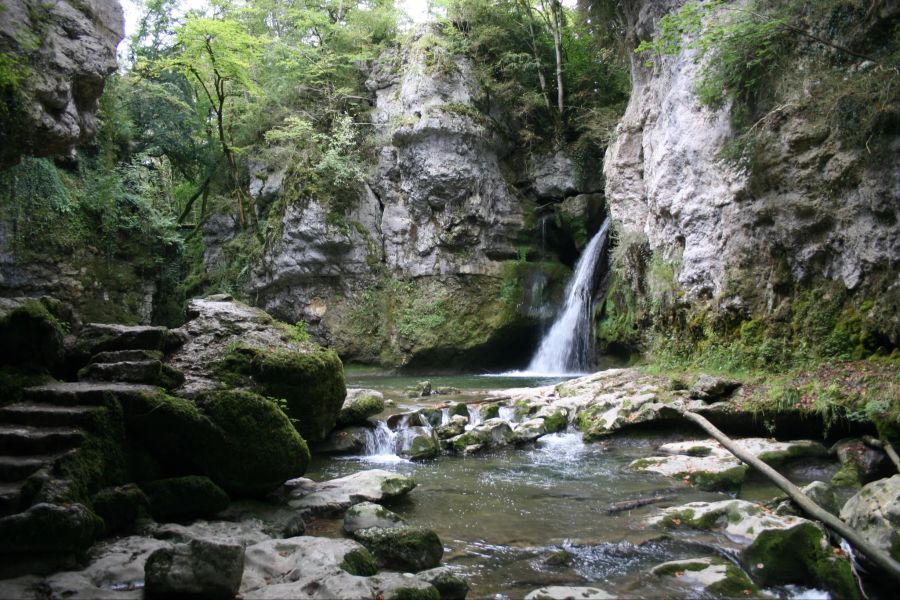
649 499 858 598
397 426 439 460
241 536 378 595
524 586 614 600
448 402 470 419
315 425 370 455
776 480 841 517
353 526 444 572
369 572 441 599
144 537 244 599
285 469 416 515
631 438 828 490
0 502 102 559
146 518 273 547
91 484 149 535
337 389 385 426
512 418 547 444
344 502 407 533
840 474 900 562
143 476 229 522
448 418 514 454
417 567 469 600
435 415 468 439
651 556 759 597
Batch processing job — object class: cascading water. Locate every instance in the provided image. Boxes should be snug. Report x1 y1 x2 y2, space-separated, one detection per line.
526 217 611 375
362 420 398 458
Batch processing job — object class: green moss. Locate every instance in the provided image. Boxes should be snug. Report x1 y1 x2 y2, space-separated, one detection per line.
0 298 67 368
0 365 52 408
215 343 346 442
57 394 128 504
541 409 567 433
480 404 500 420
389 588 441 600
338 393 385 426
686 466 749 491
196 389 311 496
707 562 760 597
143 475 229 521
340 547 378 576
91 484 149 536
354 526 443 572
743 522 860 599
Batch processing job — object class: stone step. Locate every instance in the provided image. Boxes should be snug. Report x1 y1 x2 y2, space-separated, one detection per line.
70 323 183 364
0 403 100 428
0 454 62 481
0 480 29 517
77 360 184 390
0 425 84 456
89 349 164 364
23 381 160 407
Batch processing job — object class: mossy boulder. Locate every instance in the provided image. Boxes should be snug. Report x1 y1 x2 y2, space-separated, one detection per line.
91 484 149 535
143 476 230 521
216 344 345 442
196 389 311 495
344 502 407 534
120 388 310 496
0 502 102 558
417 567 470 600
353 526 444 572
0 297 68 368
397 427 439 460
337 389 385 426
743 522 859 599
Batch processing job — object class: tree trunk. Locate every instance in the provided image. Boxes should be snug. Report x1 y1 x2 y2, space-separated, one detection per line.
521 0 551 109
550 0 564 114
676 406 900 583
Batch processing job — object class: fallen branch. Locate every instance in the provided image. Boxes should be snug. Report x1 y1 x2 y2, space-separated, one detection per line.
675 405 900 583
862 435 900 472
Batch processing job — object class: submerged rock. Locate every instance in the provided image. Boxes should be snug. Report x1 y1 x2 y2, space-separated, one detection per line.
144 537 244 599
840 474 900 562
447 418 514 454
343 502 407 533
651 556 759 597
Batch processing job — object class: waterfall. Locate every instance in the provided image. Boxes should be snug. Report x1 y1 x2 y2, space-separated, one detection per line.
527 217 611 375
363 421 397 456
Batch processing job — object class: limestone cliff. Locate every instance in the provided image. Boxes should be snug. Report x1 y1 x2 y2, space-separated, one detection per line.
248 26 603 369
0 0 124 168
598 0 900 361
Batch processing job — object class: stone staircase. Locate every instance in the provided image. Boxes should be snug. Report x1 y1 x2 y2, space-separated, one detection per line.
0 324 184 520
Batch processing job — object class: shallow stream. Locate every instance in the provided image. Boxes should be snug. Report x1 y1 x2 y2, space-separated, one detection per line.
307 371 841 599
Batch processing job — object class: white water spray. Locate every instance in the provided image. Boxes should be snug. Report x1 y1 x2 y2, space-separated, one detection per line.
526 217 611 375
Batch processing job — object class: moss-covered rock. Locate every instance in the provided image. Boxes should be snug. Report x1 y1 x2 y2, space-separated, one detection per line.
652 556 760 597
216 344 345 442
840 475 900 563
120 388 309 497
0 502 102 558
417 567 470 600
196 389 311 496
353 526 444 572
0 297 68 368
143 476 230 521
91 484 149 535
337 389 385 426
339 546 379 576
743 522 859 599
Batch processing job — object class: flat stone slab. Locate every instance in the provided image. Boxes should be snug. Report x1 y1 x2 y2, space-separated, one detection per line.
24 382 159 406
647 499 811 545
631 438 828 489
285 469 416 515
524 586 615 599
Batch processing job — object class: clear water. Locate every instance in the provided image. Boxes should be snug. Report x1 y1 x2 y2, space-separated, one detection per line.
313 372 841 598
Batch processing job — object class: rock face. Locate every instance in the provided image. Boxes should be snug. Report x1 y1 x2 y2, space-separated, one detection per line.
247 25 601 369
0 1 124 168
602 0 900 349
840 475 900 562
